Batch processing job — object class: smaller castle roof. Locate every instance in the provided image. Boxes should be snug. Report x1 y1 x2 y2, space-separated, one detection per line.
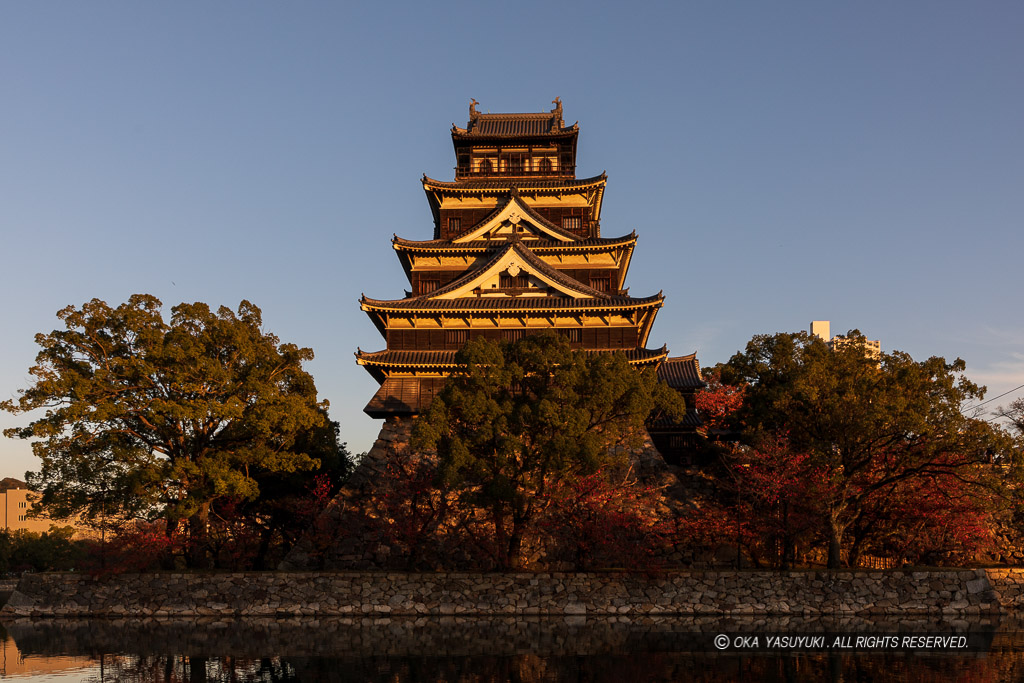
357 346 668 369
451 98 577 139
647 409 704 429
422 173 606 193
657 353 705 390
392 233 637 253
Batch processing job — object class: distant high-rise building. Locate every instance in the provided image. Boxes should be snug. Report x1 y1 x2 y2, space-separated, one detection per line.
809 320 880 360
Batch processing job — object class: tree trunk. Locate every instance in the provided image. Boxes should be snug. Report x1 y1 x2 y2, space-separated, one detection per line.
827 517 844 569
188 503 212 569
161 516 181 570
848 534 865 569
780 501 794 570
254 518 276 570
492 503 509 569
507 525 524 570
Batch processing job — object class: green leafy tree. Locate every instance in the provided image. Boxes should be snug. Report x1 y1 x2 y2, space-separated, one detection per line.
0 526 86 573
233 413 354 569
996 398 1024 438
722 330 1009 568
2 295 331 567
411 331 684 570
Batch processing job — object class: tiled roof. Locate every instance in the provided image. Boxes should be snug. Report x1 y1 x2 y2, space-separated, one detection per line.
422 174 606 192
468 117 572 137
392 233 637 252
450 100 578 139
361 294 662 312
647 409 704 429
363 344 668 416
364 377 447 417
357 346 669 368
657 353 705 390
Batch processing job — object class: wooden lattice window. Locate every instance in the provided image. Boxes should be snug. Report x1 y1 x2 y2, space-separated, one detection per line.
419 277 440 295
539 157 552 173
560 328 582 343
445 329 468 346
499 272 530 288
562 216 581 232
589 275 611 292
448 217 461 235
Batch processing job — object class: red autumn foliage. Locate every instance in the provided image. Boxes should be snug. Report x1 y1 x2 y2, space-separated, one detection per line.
727 436 834 567
369 453 491 569
693 368 745 433
840 452 1000 567
692 369 1001 568
323 451 681 571
706 437 1003 568
537 468 676 571
84 521 188 576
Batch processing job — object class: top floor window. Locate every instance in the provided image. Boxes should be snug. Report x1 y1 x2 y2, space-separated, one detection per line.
478 159 493 174
562 216 581 232
539 157 552 173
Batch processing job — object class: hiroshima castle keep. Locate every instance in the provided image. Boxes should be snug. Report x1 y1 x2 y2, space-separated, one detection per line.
356 99 703 464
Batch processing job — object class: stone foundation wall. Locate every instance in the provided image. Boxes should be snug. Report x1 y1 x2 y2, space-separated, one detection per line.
983 569 1024 609
5 569 1023 618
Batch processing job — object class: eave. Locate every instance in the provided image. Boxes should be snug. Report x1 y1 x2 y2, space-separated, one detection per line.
422 173 606 194
451 127 579 143
392 233 637 254
422 174 607 232
391 232 639 282
359 293 664 314
357 345 670 383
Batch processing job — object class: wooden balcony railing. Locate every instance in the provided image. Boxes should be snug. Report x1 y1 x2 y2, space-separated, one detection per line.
455 166 576 179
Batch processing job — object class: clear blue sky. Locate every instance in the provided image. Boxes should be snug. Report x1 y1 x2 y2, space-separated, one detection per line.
3 2 1023 478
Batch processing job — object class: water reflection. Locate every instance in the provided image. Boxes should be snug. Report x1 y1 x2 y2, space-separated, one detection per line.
3 615 1024 682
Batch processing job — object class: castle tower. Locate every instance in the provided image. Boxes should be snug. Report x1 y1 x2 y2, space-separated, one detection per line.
357 100 681 420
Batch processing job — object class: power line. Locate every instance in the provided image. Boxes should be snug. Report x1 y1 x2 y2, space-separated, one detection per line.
962 383 1024 413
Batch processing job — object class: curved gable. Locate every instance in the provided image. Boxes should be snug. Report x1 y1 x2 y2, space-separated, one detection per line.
433 242 598 300
452 195 578 244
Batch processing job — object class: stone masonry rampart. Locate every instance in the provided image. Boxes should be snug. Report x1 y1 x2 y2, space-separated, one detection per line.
6 569 1024 618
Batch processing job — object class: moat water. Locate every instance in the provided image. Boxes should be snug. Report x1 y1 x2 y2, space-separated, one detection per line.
3 614 1024 681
